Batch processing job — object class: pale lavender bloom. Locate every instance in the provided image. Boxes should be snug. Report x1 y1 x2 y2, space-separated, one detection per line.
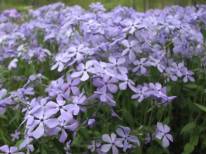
82 19 104 35
67 93 87 115
93 61 115 77
122 19 145 34
46 95 73 121
27 47 51 62
148 83 176 103
71 60 97 81
155 122 173 148
19 136 33 151
118 75 135 91
30 112 59 139
23 99 37 127
66 44 93 62
0 105 6 115
166 62 185 81
8 58 18 70
108 56 127 75
0 89 7 99
14 87 35 97
48 118 79 143
88 140 101 152
101 133 123 154
46 77 68 97
131 83 175 103
116 126 140 152
28 97 49 118
65 75 80 96
147 83 167 98
121 39 139 61
2 9 21 19
93 75 118 94
87 118 96 127
10 87 34 102
182 68 195 83
133 58 150 75
28 73 45 82
148 52 166 73
94 86 116 106
131 85 149 102
0 89 7 114
24 98 60 139
10 130 20 141
51 52 71 72
0 145 24 154
89 2 105 12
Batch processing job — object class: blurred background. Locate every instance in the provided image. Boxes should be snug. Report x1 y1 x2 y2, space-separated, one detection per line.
0 0 206 11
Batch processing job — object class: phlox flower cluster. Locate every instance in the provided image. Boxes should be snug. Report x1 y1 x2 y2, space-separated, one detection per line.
0 2 205 153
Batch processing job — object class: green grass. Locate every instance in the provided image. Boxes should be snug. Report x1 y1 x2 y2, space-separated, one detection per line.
0 0 205 11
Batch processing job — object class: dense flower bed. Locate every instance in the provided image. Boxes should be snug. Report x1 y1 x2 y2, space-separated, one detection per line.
0 2 206 154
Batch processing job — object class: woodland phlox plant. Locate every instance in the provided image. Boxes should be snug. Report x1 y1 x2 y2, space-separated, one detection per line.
0 2 206 154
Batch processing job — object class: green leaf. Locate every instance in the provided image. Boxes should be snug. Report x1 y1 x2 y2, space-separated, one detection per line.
194 103 206 112
183 135 199 154
181 122 196 135
185 83 200 90
15 139 23 147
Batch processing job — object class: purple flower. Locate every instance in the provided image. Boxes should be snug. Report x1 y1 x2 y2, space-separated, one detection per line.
67 93 87 115
46 95 73 121
101 133 123 154
46 77 68 97
48 118 79 143
118 74 135 90
133 58 150 75
8 58 18 70
155 122 173 148
11 87 34 101
131 85 149 102
10 130 20 141
93 75 118 94
71 60 96 81
0 89 7 114
116 126 140 152
87 118 96 127
30 112 59 139
66 44 93 62
94 86 116 107
122 19 144 34
166 62 185 81
121 39 139 61
148 52 166 73
88 140 101 153
108 56 127 75
182 68 195 83
51 52 71 72
65 75 80 96
0 145 24 154
3 9 21 19
89 2 105 12
24 98 59 139
131 83 175 103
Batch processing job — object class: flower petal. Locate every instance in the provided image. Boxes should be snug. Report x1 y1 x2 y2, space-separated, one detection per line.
44 118 59 128
101 144 112 153
102 134 112 143
32 123 44 139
